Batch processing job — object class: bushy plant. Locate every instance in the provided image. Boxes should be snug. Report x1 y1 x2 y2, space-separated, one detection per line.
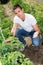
0 36 24 56
0 4 4 18
0 18 13 39
32 3 43 12
34 11 43 34
0 34 3 43
20 3 31 13
2 28 11 38
0 51 34 65
11 0 22 5
1 18 13 29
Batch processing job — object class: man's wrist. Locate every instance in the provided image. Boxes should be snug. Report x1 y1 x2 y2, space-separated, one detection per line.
35 31 40 35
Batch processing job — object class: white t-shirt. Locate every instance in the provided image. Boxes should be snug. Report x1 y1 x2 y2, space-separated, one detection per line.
13 13 37 32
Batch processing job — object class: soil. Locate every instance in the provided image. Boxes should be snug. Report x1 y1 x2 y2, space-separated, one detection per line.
22 45 43 65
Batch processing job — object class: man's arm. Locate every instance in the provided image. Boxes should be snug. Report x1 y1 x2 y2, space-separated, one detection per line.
33 24 40 33
33 24 40 38
11 23 18 36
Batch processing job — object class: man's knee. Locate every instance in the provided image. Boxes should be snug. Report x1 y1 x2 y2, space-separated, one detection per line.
32 35 40 46
32 41 40 46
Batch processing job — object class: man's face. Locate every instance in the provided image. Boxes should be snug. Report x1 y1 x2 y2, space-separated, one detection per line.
14 7 24 19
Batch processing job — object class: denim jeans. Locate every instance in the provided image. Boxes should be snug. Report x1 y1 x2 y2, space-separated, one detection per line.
15 28 40 46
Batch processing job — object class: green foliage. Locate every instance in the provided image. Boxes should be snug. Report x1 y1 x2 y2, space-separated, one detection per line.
0 51 34 65
20 3 31 13
0 18 13 39
34 11 43 34
0 34 3 43
32 3 43 12
2 28 11 38
0 30 3 43
11 0 22 5
30 6 36 15
1 18 13 29
0 36 24 55
0 4 4 18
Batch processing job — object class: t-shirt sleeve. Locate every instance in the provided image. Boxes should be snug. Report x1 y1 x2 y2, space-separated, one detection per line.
13 16 18 24
31 15 37 26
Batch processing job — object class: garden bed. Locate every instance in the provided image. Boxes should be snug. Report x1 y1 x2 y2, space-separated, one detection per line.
22 45 43 65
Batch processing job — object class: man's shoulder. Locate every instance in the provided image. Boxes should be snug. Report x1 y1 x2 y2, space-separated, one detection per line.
25 13 37 23
13 15 20 23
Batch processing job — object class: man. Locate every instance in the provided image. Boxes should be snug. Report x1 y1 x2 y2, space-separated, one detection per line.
11 4 40 47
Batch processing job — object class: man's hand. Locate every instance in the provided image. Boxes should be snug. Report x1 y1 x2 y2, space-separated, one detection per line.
11 29 16 36
11 23 18 36
33 31 39 38
32 24 40 38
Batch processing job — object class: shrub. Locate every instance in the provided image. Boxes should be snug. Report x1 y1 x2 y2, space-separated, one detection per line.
1 18 13 29
34 11 43 34
0 51 34 65
0 36 24 55
0 4 4 18
20 3 31 13
11 0 22 5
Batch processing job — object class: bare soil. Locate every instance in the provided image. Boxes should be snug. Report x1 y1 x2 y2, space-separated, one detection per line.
22 45 43 65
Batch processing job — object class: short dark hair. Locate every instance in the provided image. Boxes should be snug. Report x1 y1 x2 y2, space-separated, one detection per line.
13 4 22 10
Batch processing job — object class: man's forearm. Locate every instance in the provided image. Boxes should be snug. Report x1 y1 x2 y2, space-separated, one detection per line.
11 28 16 36
36 29 40 35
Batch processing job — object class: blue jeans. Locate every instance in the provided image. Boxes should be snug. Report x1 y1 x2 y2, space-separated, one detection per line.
15 28 40 46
